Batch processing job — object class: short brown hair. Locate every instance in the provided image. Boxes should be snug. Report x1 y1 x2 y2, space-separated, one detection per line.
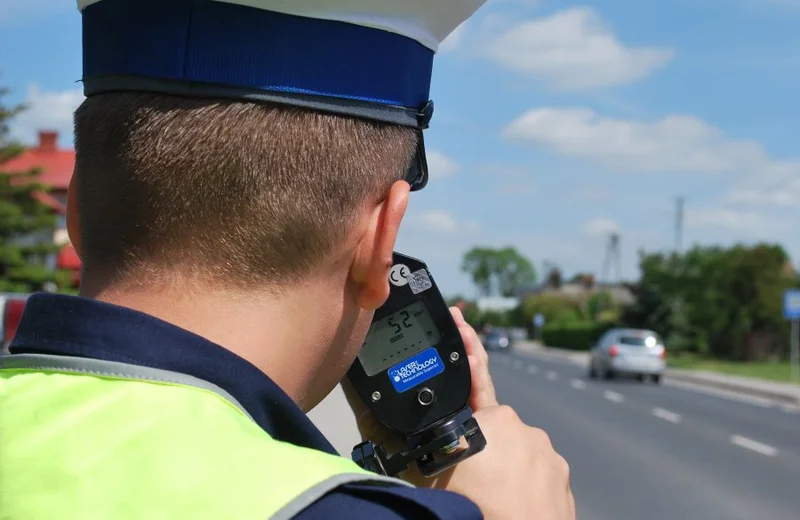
73 93 417 290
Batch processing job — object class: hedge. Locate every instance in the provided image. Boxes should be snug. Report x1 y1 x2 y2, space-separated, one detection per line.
541 321 617 351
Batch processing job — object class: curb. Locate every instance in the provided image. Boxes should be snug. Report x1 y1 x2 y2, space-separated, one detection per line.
511 342 800 406
662 370 800 405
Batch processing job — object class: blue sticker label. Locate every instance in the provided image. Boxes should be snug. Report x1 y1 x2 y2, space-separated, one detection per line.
388 347 444 393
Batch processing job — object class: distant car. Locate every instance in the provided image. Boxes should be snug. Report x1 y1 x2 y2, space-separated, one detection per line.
588 328 666 383
484 328 512 352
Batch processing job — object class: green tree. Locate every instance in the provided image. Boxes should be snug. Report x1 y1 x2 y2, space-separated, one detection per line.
461 246 537 297
0 83 68 292
622 244 797 361
546 267 562 289
587 290 616 322
519 293 583 327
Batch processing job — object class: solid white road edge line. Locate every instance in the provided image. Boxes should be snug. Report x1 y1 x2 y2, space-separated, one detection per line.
664 379 773 408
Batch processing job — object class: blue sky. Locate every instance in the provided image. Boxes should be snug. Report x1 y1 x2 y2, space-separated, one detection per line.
2 0 800 297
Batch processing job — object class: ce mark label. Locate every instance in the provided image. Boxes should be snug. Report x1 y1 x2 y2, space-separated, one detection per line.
389 264 410 287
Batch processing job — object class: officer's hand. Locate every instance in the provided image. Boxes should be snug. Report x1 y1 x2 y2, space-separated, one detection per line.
450 307 497 412
437 404 576 520
343 309 576 520
342 307 496 472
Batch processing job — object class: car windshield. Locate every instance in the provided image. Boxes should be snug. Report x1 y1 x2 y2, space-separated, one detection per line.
618 334 660 347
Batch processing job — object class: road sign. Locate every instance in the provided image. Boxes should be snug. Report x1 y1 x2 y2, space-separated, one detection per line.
784 290 800 382
533 313 545 328
784 289 800 320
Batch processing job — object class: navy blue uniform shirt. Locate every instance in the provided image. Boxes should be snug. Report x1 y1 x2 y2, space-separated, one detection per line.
9 294 482 520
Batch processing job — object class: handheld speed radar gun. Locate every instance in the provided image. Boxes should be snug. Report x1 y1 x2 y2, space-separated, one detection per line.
347 252 487 477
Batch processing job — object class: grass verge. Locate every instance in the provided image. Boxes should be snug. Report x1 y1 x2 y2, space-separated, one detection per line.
668 355 799 385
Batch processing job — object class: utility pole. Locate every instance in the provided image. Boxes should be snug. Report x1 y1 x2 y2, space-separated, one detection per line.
598 233 621 316
601 233 621 286
675 197 684 255
542 260 555 286
670 196 688 353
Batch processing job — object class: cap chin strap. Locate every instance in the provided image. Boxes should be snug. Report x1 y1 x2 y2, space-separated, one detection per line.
407 101 434 192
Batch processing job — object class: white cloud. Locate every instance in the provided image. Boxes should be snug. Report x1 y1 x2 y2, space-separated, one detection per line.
503 106 800 207
426 150 461 180
503 107 792 175
410 210 481 234
439 22 467 53
10 84 84 147
419 210 460 233
725 165 800 207
583 218 620 237
504 107 800 207
480 7 674 90
685 209 782 234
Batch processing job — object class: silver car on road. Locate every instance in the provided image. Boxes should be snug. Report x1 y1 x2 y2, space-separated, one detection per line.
588 328 666 383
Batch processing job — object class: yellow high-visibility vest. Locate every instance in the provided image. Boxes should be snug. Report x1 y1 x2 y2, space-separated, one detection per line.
0 354 410 519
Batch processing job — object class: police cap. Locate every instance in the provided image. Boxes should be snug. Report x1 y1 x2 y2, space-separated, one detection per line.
77 0 487 191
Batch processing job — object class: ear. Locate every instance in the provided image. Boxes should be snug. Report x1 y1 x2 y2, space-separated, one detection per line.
66 171 83 259
352 180 410 310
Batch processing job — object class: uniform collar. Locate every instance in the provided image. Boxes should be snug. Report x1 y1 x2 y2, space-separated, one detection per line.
8 293 339 455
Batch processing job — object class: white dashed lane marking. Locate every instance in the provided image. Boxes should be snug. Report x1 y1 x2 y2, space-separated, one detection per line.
570 379 586 390
652 407 681 424
493 353 797 458
730 435 779 457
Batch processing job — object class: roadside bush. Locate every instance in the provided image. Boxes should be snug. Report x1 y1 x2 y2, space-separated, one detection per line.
541 321 617 351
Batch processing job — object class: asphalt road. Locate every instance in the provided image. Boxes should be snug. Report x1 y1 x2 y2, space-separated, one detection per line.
491 349 800 520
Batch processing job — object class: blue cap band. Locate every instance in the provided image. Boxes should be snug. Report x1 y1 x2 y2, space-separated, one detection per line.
82 0 435 125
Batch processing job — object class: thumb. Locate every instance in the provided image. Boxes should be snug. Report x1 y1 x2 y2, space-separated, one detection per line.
450 307 498 410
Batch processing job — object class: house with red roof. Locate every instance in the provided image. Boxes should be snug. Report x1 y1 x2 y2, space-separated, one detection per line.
1 130 81 288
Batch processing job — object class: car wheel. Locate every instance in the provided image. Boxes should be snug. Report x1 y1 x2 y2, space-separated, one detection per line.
635 374 645 383
651 374 662 384
603 368 615 380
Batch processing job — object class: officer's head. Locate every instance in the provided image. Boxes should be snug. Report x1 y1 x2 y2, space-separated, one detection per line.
69 0 486 406
70 93 417 299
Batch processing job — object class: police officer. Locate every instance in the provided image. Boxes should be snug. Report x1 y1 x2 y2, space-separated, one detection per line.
0 1 576 519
